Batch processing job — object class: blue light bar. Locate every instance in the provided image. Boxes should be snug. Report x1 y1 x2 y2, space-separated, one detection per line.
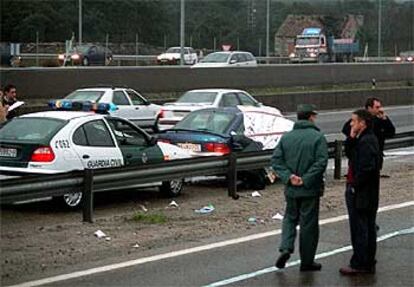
47 100 117 114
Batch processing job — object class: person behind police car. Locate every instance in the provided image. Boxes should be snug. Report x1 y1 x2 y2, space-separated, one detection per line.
2 84 18 120
271 104 328 272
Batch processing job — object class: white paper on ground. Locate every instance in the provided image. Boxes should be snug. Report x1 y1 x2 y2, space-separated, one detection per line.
272 212 284 220
94 230 106 238
7 101 24 112
251 191 262 197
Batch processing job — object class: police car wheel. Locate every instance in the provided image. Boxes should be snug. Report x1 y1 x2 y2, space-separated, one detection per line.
62 192 83 208
159 179 183 197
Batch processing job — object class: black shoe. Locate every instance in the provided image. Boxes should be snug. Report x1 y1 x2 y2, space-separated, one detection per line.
275 252 291 269
300 262 322 272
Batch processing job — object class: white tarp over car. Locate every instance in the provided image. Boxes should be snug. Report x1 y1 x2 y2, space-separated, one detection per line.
238 105 294 150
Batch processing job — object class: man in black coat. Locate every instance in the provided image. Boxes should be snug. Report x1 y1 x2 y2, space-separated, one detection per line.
340 109 381 275
342 97 395 170
2 84 19 120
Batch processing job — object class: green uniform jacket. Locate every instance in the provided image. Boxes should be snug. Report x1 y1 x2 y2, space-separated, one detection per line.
272 120 328 198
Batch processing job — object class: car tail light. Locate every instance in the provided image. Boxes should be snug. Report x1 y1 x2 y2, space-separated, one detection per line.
204 143 230 155
158 109 165 118
71 54 80 60
407 56 413 62
30 146 55 162
58 54 65 60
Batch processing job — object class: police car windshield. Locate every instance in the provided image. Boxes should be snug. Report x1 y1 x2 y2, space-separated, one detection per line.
177 91 217 104
0 118 67 143
65 90 105 102
175 110 235 134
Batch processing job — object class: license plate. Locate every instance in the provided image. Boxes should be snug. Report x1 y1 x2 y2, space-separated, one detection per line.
177 143 201 152
0 147 17 158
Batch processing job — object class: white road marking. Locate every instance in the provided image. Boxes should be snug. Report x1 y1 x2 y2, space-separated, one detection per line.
205 227 414 287
8 201 414 287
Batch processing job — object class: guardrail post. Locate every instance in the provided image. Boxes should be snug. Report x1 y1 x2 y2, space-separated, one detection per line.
82 169 94 223
334 140 343 180
227 152 239 200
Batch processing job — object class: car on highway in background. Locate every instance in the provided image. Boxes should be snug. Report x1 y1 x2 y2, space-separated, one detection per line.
157 106 293 189
63 87 162 132
0 105 194 208
158 89 270 130
58 44 113 66
157 46 198 65
395 51 414 63
192 51 257 68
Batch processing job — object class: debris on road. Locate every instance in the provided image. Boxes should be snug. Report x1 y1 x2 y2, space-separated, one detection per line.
195 204 215 214
105 237 111 241
140 205 148 212
272 212 284 220
168 200 179 208
248 217 257 224
94 230 106 239
251 191 262 197
132 243 140 248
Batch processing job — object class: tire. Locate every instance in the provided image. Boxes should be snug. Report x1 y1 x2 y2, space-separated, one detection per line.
159 179 183 197
82 57 89 66
56 192 83 209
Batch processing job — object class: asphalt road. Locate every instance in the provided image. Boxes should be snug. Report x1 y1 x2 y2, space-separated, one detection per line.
35 202 413 287
285 105 414 136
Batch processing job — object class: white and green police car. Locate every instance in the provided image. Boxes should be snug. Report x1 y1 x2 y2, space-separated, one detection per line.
0 102 193 208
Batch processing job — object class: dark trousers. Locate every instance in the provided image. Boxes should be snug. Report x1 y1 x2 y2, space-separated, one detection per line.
279 196 320 266
345 184 377 270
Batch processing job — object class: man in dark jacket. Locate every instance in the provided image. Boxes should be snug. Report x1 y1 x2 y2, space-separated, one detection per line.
342 97 395 169
340 109 380 275
272 104 328 272
2 84 19 120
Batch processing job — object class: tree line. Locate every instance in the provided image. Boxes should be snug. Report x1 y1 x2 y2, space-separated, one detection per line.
1 0 413 56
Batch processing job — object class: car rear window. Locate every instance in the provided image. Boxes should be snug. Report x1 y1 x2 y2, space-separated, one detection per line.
175 110 235 134
0 118 67 143
177 91 217 104
65 90 105 102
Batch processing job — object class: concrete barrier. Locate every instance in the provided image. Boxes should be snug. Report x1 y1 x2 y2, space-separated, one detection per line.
1 63 413 102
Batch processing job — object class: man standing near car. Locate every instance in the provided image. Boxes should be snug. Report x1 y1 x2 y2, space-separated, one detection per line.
272 104 328 272
2 84 19 120
340 109 380 275
342 97 395 170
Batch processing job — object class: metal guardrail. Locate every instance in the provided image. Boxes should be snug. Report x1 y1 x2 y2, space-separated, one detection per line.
1 131 412 222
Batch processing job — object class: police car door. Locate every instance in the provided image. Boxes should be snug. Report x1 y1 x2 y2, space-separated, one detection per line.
71 119 123 169
106 118 164 166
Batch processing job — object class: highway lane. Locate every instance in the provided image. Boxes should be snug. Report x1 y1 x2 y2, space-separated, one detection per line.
35 202 413 287
285 105 414 136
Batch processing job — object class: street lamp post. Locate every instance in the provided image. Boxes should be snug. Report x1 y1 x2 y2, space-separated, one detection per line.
377 0 382 58
79 0 82 45
180 0 185 66
266 0 270 61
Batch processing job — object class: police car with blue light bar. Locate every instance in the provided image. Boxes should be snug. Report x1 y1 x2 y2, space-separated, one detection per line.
0 101 194 208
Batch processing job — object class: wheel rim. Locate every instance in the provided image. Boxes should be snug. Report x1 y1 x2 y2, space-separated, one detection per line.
169 180 183 195
63 192 83 207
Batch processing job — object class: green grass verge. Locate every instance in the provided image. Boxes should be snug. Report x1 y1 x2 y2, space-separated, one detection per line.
131 212 167 224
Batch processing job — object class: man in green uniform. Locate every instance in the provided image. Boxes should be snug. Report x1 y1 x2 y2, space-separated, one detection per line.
271 104 328 271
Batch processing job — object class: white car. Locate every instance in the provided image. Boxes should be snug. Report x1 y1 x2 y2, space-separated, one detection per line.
158 89 276 130
63 87 161 132
0 107 194 208
157 47 198 65
192 51 257 68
